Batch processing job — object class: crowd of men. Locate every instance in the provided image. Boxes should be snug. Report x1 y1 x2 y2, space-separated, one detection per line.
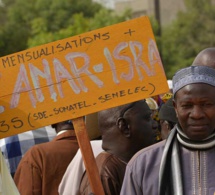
1 47 215 195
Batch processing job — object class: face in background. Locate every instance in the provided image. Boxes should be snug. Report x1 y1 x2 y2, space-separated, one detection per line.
174 83 215 140
125 101 156 150
100 100 156 159
146 98 161 142
158 96 177 140
160 120 172 140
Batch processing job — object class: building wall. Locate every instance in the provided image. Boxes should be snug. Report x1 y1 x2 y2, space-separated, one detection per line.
95 0 215 27
115 0 149 17
93 0 115 9
159 0 186 26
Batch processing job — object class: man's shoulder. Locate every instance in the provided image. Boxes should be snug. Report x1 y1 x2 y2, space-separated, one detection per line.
96 152 121 168
21 142 49 158
96 151 113 163
22 139 57 161
128 140 165 167
137 140 165 155
121 142 165 195
96 152 126 171
23 131 78 156
18 140 58 169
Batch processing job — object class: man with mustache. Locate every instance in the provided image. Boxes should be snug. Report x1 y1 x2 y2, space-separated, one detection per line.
121 64 215 195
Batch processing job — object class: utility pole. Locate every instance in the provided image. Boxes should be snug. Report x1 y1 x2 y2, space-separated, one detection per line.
154 0 162 59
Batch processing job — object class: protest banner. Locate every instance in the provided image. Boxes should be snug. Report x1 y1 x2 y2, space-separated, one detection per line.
0 16 168 138
0 16 169 194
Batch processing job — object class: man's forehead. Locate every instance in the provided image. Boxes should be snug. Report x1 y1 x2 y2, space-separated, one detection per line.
175 83 215 100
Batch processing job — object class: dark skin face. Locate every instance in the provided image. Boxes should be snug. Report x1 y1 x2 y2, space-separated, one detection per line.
160 120 171 140
100 100 156 162
125 101 156 149
173 84 215 140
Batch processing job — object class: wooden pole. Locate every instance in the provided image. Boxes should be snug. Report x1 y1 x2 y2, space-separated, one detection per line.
72 117 105 195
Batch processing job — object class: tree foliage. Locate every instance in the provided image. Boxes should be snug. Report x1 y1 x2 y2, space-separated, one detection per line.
2 0 214 79
27 8 131 48
161 0 215 78
0 0 131 56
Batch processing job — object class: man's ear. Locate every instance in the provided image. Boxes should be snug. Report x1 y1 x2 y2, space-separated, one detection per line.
116 117 131 138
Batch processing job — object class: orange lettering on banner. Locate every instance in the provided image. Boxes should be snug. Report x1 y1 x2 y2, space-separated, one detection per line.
0 16 169 138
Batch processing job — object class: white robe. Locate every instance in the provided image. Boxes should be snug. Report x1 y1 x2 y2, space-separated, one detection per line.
58 140 103 195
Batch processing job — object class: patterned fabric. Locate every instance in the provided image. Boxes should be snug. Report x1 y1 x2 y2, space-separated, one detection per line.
120 136 215 195
173 65 215 95
0 126 56 177
159 125 215 195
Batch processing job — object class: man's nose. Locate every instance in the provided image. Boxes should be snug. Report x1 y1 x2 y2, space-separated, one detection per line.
190 105 204 119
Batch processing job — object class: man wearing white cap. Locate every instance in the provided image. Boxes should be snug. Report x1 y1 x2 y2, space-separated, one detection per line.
121 65 215 195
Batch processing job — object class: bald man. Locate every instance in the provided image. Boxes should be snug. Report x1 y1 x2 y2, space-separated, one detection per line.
192 47 215 67
79 100 156 195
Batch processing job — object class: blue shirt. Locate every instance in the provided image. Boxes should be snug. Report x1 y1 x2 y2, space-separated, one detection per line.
0 126 56 177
